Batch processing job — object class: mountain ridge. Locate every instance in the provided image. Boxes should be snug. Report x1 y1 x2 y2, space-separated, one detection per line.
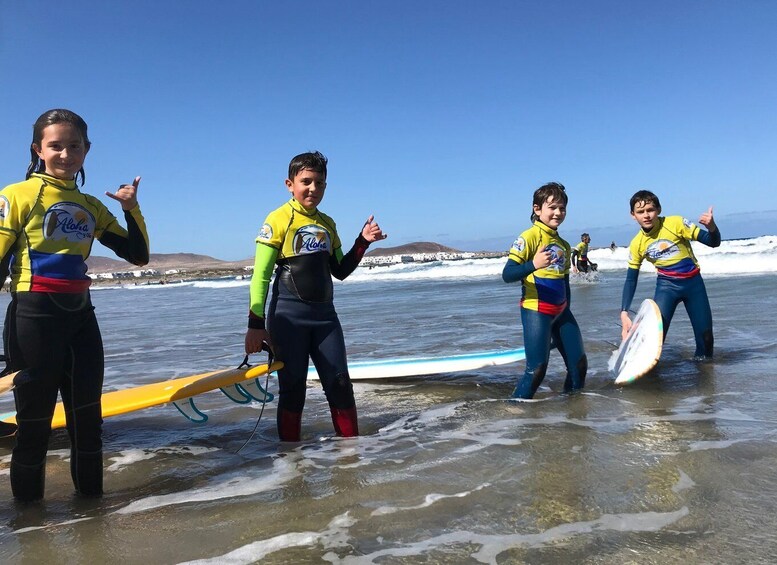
86 242 466 273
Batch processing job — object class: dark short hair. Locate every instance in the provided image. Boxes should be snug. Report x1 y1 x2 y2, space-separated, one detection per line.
629 190 661 213
288 151 327 180
531 182 567 221
27 109 91 186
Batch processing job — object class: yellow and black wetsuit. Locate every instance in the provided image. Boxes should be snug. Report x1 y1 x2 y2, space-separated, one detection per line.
247 198 368 441
502 221 586 399
0 173 149 501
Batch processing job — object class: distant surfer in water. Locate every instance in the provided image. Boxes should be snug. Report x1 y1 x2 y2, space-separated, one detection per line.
0 109 150 502
620 190 720 359
244 151 386 441
502 182 587 399
571 233 597 273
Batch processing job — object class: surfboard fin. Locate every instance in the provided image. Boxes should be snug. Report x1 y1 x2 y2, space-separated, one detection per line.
220 384 252 404
237 379 274 403
172 397 209 423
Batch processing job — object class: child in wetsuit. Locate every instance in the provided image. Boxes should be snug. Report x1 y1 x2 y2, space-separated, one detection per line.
244 151 386 441
502 182 587 399
620 190 720 359
0 109 150 502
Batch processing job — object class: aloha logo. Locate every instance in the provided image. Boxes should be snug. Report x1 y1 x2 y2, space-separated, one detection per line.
257 223 273 241
43 202 95 242
646 239 679 260
293 224 330 255
0 196 9 222
545 244 567 271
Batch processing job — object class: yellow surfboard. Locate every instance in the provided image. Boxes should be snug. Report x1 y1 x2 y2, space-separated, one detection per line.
0 360 283 434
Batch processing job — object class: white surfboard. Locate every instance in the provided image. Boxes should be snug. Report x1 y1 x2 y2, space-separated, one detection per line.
610 299 663 385
307 348 526 381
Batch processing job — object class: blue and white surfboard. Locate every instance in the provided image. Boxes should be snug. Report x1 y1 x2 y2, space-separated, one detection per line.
308 348 526 380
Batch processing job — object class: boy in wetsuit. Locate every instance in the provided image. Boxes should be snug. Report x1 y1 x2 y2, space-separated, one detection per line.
244 151 386 441
502 182 587 399
620 190 720 359
571 233 597 273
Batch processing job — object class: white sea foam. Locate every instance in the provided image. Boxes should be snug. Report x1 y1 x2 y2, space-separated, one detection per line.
343 235 777 283
178 506 689 564
114 454 301 515
177 512 357 565
371 483 491 516
107 446 220 472
672 469 696 493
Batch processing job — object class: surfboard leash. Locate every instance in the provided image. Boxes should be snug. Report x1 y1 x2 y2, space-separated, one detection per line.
235 345 274 455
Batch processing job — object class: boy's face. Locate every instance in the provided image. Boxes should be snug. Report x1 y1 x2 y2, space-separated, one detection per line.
286 168 327 209
631 200 660 231
533 197 566 229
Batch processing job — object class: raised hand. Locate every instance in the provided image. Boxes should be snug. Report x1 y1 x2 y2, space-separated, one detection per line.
698 206 716 232
361 215 387 243
106 176 141 211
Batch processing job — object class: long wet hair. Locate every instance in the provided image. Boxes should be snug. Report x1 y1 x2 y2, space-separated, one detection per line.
27 109 91 186
288 151 328 180
530 182 567 221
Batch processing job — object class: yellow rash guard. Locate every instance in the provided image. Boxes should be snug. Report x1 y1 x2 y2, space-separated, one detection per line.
0 173 149 292
247 198 368 328
573 241 588 259
508 221 571 315
627 216 702 278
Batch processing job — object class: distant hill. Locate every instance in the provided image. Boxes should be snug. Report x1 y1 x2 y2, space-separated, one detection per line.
366 241 461 257
86 253 252 273
87 243 468 272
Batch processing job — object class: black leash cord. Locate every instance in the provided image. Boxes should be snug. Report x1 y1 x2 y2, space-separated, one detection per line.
235 348 274 455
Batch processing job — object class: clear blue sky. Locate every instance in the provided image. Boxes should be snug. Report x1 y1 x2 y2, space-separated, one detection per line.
1 1 775 259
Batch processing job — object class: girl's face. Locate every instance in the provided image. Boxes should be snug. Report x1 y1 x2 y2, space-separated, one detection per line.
33 122 89 180
534 197 566 229
286 168 327 209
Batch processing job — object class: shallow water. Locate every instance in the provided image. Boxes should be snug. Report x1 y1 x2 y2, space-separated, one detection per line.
1 269 776 563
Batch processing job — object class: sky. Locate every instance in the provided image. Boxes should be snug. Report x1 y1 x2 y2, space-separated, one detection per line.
1 0 775 260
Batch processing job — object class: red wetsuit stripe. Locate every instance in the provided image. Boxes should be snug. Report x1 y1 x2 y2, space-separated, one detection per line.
30 276 92 293
657 266 700 279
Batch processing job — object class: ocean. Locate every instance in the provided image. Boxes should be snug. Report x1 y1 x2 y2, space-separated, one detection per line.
1 235 776 563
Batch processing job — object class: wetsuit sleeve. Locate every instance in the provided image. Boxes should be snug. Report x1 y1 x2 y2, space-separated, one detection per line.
695 228 721 248
98 206 150 266
502 258 536 283
620 267 640 312
565 274 572 307
570 247 578 268
329 235 370 281
248 243 278 329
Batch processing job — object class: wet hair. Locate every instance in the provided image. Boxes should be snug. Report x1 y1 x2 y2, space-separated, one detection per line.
27 109 91 186
629 190 661 213
581 233 589 239
530 182 567 222
288 151 328 180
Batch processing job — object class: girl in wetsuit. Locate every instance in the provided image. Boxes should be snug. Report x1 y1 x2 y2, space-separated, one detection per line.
0 109 150 502
244 151 386 441
502 182 587 399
